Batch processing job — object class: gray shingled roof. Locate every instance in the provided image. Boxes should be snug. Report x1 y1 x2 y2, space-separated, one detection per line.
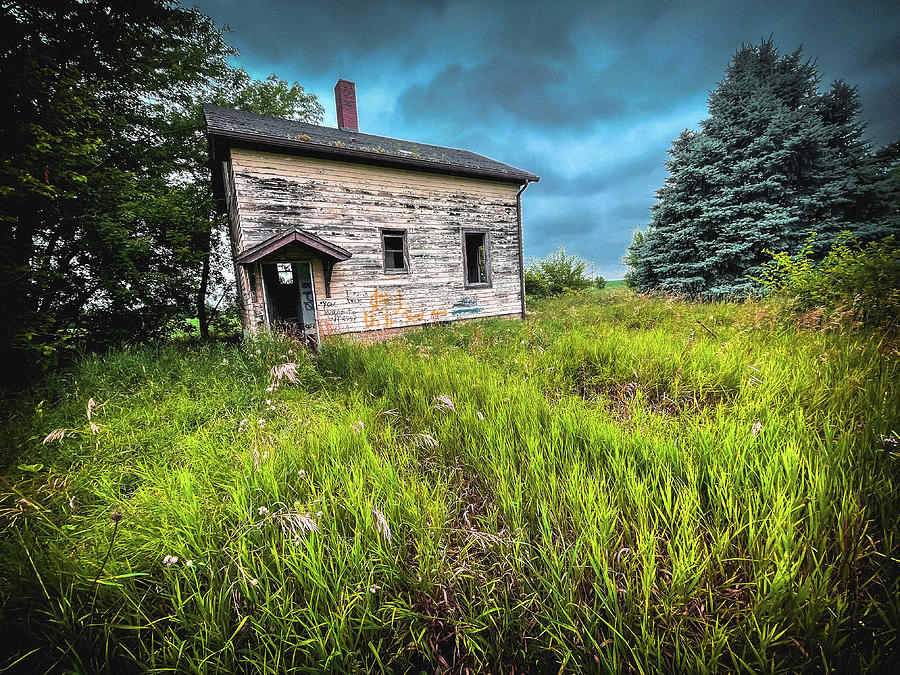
203 103 538 182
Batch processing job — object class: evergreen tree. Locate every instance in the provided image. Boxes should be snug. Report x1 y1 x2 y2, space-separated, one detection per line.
631 39 899 298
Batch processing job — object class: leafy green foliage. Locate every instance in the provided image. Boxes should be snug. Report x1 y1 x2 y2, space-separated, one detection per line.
623 229 647 288
0 1 323 386
170 304 243 342
757 233 900 332
1 294 898 672
525 247 593 297
524 266 550 298
633 39 899 298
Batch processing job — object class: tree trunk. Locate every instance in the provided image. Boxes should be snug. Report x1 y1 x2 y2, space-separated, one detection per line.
197 227 211 341
1 211 41 388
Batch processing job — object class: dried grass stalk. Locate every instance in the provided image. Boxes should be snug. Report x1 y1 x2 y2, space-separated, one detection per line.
372 507 391 543
270 363 299 385
42 428 71 444
274 508 319 543
415 433 439 449
432 394 456 413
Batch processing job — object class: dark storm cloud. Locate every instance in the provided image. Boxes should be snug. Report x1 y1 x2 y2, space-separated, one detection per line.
535 153 669 198
199 0 448 69
191 0 900 276
397 58 625 131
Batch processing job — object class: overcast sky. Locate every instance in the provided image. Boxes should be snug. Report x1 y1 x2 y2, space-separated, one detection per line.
190 0 900 278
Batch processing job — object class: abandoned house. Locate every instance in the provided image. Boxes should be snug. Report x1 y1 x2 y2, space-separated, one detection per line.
203 79 539 343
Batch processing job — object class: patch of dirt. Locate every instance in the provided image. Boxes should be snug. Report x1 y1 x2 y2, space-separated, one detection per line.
576 380 731 421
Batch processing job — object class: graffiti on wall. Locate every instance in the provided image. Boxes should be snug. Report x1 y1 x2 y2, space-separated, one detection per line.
317 287 480 334
317 306 357 336
363 288 451 329
344 289 369 305
450 297 483 316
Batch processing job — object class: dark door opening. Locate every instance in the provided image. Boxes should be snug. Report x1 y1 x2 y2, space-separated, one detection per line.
261 261 318 344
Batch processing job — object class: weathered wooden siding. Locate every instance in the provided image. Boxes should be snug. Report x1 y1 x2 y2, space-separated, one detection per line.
228 148 524 335
222 158 252 329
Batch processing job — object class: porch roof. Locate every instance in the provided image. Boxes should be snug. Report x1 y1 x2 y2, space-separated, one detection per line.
235 228 352 265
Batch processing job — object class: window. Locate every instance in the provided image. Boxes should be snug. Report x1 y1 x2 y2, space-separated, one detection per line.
276 262 294 284
463 231 490 286
381 229 408 273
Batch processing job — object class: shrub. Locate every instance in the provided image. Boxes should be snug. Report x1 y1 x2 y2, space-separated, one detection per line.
756 233 900 332
526 247 593 297
208 304 242 340
594 275 607 290
524 267 550 298
168 305 242 343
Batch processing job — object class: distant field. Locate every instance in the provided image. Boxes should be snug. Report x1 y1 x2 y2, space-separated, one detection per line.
2 291 898 673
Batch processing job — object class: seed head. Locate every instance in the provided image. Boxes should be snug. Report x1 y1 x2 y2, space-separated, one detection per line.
372 507 391 543
43 428 71 444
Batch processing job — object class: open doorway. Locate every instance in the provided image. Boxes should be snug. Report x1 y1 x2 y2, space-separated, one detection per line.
260 261 318 345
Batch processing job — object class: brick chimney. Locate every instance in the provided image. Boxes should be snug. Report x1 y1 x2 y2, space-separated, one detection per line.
334 79 358 131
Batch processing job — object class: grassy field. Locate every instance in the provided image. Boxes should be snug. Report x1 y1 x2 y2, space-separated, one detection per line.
1 289 898 673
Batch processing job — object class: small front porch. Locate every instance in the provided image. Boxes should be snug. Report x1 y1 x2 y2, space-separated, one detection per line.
235 229 351 344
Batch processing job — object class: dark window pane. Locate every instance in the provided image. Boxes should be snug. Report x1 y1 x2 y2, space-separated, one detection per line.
248 268 258 302
465 233 487 284
390 250 405 269
384 235 404 251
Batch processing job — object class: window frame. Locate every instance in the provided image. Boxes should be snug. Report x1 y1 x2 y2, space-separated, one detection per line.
380 228 410 274
462 228 492 288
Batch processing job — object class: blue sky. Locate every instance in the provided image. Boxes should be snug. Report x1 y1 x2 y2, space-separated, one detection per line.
191 0 900 279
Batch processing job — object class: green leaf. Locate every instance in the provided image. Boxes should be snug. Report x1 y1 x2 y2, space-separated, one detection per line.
18 464 44 473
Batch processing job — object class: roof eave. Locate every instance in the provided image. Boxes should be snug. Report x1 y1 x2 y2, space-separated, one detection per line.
235 228 353 265
207 127 540 184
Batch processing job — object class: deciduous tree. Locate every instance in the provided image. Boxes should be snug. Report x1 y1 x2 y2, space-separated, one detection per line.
0 0 322 385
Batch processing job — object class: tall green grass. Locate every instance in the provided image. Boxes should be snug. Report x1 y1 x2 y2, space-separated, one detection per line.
1 290 898 673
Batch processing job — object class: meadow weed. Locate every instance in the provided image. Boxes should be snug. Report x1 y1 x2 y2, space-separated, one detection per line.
1 289 897 673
